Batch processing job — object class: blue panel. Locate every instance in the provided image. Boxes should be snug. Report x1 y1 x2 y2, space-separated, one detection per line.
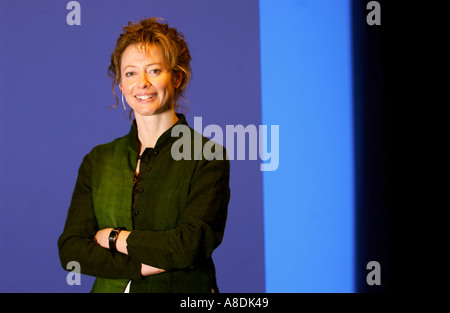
259 0 354 292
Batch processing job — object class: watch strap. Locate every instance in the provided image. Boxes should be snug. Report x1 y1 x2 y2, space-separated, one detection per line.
108 227 125 256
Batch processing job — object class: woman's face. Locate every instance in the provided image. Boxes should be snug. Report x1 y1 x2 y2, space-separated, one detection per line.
119 44 181 117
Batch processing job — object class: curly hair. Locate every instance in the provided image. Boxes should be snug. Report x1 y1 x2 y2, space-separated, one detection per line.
108 17 192 112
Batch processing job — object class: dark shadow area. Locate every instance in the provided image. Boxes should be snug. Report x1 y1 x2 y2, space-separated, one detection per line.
352 0 393 293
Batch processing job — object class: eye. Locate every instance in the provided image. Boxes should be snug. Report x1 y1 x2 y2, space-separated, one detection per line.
149 69 161 75
125 72 135 77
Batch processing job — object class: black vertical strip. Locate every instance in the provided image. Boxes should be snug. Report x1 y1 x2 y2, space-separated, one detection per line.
352 0 392 293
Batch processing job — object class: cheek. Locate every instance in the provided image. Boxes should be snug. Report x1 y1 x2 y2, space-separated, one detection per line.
153 81 170 96
162 78 176 94
120 82 134 95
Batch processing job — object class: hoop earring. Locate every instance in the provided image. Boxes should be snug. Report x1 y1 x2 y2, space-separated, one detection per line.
121 93 127 111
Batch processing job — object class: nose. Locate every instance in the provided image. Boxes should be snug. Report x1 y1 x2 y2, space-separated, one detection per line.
138 73 151 88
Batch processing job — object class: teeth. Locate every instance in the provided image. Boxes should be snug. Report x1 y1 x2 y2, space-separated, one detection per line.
136 95 155 100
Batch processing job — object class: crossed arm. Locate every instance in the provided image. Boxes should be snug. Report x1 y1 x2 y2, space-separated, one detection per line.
93 228 164 276
58 148 230 280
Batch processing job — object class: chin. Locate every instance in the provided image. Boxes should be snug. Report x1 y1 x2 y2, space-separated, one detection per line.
134 109 159 117
133 105 173 117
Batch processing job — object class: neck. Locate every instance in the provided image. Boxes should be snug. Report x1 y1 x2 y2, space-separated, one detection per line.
134 110 178 153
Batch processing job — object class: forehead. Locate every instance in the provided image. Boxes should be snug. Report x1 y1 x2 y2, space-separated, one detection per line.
121 43 165 67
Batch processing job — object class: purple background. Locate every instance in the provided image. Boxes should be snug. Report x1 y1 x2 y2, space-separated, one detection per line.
0 0 264 292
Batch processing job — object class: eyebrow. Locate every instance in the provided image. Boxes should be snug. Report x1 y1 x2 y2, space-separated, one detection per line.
122 63 162 71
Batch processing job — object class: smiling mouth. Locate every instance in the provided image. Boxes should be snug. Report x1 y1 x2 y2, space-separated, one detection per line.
135 94 157 100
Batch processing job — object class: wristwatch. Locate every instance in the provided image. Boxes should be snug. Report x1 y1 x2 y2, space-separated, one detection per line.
108 227 126 256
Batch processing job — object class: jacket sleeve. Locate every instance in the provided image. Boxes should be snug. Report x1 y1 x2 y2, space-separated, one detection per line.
125 149 230 271
57 153 142 280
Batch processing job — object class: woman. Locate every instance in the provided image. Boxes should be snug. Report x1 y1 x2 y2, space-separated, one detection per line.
58 17 230 293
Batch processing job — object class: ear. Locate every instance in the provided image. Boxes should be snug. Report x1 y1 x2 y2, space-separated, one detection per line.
118 82 123 92
173 71 182 89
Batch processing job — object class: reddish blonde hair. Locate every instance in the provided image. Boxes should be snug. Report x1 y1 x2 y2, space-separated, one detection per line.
108 17 192 110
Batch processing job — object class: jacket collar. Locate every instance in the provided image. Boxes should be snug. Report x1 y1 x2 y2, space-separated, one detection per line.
128 113 188 153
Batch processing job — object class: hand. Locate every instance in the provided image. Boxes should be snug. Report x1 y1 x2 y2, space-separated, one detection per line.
94 228 131 254
141 264 165 276
94 228 112 249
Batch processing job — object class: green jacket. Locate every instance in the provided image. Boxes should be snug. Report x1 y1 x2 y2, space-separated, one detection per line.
58 114 230 293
